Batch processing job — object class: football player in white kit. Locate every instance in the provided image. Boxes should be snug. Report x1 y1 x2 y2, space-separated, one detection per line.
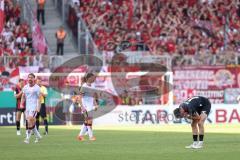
77 73 98 141
20 73 42 144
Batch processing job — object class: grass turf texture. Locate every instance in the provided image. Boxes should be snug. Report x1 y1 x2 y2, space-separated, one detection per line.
0 124 240 160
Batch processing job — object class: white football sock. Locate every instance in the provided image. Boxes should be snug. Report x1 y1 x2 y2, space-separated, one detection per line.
33 126 41 138
26 129 32 139
87 126 93 138
79 124 87 136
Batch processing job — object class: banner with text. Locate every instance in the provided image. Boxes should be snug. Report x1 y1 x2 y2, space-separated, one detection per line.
173 66 240 104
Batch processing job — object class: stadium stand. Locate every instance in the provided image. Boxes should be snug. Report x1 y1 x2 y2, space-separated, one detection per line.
1 0 240 104
68 0 240 65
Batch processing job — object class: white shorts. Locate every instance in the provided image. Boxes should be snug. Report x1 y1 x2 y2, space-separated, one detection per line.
25 110 38 118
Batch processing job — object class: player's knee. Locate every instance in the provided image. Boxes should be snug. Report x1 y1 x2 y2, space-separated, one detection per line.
191 122 197 128
198 122 204 128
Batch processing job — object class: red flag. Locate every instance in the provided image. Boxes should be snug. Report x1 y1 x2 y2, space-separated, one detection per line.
0 0 4 34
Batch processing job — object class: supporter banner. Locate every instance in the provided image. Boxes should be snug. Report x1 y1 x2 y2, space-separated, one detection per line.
173 66 240 104
94 104 240 125
0 67 19 91
19 66 39 74
32 16 48 54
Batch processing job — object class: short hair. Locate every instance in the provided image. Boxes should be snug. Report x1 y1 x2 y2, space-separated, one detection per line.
28 73 35 78
82 73 95 83
19 79 24 82
173 108 181 119
179 102 188 109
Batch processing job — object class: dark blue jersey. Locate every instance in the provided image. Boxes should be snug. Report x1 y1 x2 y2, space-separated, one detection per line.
181 96 211 116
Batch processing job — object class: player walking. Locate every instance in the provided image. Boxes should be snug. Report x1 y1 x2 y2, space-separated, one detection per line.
174 96 211 149
77 73 98 141
20 73 42 144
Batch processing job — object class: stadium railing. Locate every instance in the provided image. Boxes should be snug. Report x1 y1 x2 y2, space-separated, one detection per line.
1 55 64 70
51 0 100 56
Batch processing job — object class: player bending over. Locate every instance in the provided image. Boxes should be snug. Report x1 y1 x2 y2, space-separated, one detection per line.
77 73 98 141
20 73 42 144
174 96 211 149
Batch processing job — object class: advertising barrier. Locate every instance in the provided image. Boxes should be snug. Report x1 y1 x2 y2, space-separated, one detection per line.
94 104 240 125
0 107 64 126
1 104 240 126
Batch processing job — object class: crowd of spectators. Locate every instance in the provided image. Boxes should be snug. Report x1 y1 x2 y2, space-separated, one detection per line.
0 0 60 91
0 0 34 65
69 0 240 65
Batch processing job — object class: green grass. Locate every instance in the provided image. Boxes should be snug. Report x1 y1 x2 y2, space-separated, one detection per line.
0 125 240 160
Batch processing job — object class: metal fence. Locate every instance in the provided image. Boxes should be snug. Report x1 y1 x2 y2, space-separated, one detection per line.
77 16 101 56
0 55 63 70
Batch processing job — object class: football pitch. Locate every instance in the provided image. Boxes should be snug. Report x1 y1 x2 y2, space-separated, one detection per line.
0 124 240 160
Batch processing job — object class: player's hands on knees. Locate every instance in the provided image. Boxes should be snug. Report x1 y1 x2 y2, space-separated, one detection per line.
199 112 207 122
192 115 201 121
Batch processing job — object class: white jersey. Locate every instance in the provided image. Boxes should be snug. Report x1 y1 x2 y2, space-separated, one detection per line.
22 84 41 111
81 83 96 111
